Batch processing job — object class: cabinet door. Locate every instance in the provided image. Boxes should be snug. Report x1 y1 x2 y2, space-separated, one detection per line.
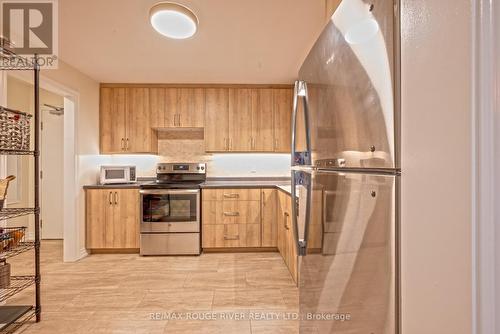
150 88 178 128
273 89 293 152
277 191 286 255
113 189 140 248
251 89 274 151
229 88 252 151
205 88 229 151
86 189 110 249
126 88 155 153
178 88 205 127
100 88 127 153
261 189 277 247
286 197 298 282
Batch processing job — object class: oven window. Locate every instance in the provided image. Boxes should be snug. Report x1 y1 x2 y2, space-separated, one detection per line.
105 169 125 180
143 194 197 222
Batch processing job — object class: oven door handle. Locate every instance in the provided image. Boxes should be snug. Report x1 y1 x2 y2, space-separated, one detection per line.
139 189 200 195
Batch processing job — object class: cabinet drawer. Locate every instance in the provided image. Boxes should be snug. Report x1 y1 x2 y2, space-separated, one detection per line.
202 188 261 201
203 200 260 225
202 224 260 248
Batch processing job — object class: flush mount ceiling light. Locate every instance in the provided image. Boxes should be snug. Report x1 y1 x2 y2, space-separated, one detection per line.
149 2 198 39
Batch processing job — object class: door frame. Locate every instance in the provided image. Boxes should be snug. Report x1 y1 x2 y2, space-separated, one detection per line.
5 71 82 262
472 0 498 333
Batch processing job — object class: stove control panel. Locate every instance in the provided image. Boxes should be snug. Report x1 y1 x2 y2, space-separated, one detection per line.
156 163 206 174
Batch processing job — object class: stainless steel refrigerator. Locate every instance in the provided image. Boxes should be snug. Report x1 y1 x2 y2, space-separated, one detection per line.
291 0 400 333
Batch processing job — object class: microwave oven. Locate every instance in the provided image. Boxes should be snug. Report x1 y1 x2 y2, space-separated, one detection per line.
100 165 137 184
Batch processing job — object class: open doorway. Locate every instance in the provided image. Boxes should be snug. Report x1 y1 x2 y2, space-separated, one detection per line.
40 92 65 240
3 74 79 262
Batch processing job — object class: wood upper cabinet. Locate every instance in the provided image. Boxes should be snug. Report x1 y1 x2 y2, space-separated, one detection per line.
126 88 156 153
178 88 205 127
273 89 293 152
228 88 252 151
100 87 127 153
205 88 229 152
251 89 274 152
101 85 293 154
86 188 140 249
150 88 178 128
100 87 157 154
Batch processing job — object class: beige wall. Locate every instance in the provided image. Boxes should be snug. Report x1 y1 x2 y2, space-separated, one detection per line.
401 0 473 333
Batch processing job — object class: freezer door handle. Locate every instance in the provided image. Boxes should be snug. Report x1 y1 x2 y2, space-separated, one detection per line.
291 170 312 256
291 80 312 167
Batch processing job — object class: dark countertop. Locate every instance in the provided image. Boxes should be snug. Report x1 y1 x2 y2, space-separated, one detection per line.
84 177 294 196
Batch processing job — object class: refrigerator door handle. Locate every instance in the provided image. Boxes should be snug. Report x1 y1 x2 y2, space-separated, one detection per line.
291 80 312 166
291 170 312 256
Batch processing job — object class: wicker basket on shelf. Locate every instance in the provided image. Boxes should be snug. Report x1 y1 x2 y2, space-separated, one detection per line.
0 175 15 210
0 107 32 151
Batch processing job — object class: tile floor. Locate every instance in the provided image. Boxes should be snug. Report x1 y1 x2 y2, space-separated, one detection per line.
7 241 299 333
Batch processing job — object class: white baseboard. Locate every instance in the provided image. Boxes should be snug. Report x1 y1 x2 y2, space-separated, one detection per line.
78 247 88 260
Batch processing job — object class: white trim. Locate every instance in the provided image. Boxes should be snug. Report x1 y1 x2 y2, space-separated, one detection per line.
473 0 497 333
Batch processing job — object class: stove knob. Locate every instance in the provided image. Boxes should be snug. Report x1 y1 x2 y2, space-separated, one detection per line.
196 167 200 170
201 167 205 170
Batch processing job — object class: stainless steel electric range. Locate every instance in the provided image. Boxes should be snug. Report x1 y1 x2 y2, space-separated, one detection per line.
139 163 206 255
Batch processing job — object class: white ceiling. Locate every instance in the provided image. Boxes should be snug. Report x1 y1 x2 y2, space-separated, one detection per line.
58 0 327 84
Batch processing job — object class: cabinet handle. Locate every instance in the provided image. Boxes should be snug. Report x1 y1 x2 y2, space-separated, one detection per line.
284 212 290 230
174 114 178 126
114 191 118 205
177 114 181 127
108 192 113 205
126 138 129 150
251 137 255 150
223 212 240 217
121 138 125 150
223 193 240 199
275 139 278 150
224 235 240 241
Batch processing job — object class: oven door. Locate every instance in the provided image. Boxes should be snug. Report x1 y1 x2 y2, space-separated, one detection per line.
140 189 200 233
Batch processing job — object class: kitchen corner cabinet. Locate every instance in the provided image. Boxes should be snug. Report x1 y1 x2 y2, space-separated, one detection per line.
86 188 140 249
100 87 157 154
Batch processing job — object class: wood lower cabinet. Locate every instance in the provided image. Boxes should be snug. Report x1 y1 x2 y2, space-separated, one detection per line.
202 188 261 248
201 187 299 283
277 190 298 283
203 224 260 248
261 189 277 247
86 188 140 250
